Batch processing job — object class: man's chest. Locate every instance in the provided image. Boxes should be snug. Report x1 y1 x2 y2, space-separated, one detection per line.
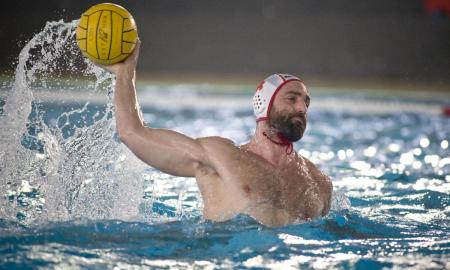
238 155 325 214
195 151 327 223
218 153 317 202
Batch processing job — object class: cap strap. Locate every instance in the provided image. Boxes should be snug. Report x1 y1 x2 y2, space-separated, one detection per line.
262 131 294 155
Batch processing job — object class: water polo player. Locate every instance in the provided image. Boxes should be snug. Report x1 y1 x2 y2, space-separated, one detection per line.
101 40 332 227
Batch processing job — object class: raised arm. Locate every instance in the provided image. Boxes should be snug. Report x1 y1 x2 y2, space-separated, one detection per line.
103 40 209 177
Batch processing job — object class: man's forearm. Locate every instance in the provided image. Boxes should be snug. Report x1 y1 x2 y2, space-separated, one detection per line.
114 71 144 137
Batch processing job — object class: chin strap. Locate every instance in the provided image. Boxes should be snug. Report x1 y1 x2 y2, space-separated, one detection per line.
262 131 294 155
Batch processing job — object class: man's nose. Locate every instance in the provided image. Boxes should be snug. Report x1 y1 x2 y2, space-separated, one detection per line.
295 100 307 113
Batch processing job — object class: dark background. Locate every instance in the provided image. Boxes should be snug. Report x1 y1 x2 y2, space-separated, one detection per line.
1 0 449 87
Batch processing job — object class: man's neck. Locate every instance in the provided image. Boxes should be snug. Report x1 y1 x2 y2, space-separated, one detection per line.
245 122 294 166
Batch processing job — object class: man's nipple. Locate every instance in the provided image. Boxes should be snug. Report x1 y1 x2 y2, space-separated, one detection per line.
242 184 252 195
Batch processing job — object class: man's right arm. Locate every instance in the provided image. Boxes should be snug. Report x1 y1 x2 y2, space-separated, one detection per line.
106 41 211 177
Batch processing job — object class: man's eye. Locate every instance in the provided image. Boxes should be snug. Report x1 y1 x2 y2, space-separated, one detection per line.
287 97 296 102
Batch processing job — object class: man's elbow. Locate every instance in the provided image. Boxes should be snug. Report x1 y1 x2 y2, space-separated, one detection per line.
117 126 138 144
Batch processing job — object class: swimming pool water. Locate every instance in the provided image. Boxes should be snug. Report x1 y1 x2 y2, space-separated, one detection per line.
1 90 450 269
0 20 450 270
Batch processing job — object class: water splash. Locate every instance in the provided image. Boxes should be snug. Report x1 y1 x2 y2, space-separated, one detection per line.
0 22 449 267
0 20 146 225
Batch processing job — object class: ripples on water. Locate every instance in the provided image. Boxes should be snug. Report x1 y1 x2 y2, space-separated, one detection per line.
0 21 449 269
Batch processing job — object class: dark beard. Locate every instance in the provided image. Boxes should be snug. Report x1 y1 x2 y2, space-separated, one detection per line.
269 110 306 142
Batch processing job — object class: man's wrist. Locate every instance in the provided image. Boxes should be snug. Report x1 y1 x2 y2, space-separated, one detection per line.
116 69 136 83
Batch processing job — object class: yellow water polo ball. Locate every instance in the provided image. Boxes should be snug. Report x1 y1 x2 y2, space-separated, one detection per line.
76 3 138 65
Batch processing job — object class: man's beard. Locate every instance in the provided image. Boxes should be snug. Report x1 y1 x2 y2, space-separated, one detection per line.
269 109 306 142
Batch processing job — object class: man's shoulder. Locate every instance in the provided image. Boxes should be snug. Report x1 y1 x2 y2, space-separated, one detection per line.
196 136 236 146
297 154 319 170
297 154 331 182
195 136 240 154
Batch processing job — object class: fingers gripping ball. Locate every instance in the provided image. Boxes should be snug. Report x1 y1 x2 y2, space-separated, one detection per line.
76 3 138 65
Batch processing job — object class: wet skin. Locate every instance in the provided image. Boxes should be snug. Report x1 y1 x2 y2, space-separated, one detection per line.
103 41 332 227
194 137 332 226
193 81 331 226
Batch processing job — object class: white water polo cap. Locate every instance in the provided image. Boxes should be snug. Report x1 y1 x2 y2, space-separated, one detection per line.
253 73 304 121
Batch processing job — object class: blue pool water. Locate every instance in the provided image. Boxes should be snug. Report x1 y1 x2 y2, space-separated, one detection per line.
1 20 450 269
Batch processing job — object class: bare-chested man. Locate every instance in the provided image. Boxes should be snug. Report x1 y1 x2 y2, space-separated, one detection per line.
103 41 332 227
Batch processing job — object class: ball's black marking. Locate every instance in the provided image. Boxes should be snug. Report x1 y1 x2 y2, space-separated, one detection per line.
107 10 113 60
95 10 103 59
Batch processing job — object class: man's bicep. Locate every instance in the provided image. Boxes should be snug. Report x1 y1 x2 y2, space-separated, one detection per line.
120 127 210 177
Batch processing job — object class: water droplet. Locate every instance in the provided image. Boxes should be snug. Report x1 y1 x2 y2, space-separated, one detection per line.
337 150 346 160
419 137 430 148
364 146 377 157
413 148 422 156
350 161 371 171
412 161 422 169
424 155 439 167
346 149 354 158
441 140 449 150
388 143 400 152
438 157 450 168
400 152 414 165
298 149 310 158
